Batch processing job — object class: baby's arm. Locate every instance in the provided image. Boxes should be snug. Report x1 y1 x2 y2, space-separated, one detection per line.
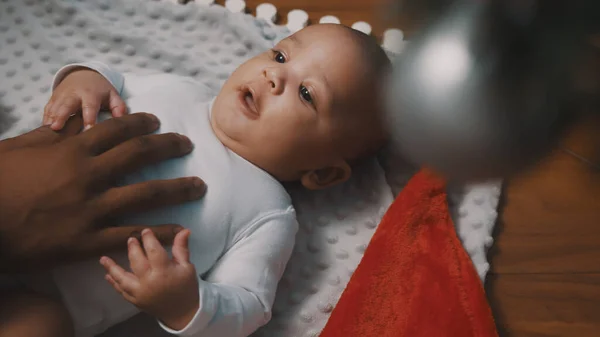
102 208 297 337
100 228 202 330
45 62 126 130
163 209 298 337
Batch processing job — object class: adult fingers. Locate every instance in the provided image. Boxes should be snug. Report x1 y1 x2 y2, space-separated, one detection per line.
77 113 160 155
172 229 191 264
94 132 193 180
0 106 81 153
140 229 170 268
109 90 127 118
83 225 184 257
99 256 139 294
93 177 205 217
127 237 150 276
0 125 66 153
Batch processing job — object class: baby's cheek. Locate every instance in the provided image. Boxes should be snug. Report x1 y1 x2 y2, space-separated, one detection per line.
268 113 302 137
231 58 266 82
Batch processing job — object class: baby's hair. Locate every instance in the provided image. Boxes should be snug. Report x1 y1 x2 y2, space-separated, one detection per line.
336 25 393 165
344 26 393 74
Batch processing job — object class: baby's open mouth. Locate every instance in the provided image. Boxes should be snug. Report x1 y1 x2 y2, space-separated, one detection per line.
239 86 260 119
244 91 258 115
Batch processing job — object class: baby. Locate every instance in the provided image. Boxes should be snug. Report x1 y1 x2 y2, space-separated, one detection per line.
42 24 390 337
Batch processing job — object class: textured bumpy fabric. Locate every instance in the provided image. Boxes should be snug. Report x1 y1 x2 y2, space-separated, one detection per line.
0 1 502 336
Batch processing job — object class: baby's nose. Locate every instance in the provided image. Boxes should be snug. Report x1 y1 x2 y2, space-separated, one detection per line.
263 68 284 95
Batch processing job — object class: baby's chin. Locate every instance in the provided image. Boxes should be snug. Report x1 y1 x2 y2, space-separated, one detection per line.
211 97 257 153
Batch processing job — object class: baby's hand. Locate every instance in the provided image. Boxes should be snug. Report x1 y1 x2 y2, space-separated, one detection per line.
100 228 200 331
44 68 127 131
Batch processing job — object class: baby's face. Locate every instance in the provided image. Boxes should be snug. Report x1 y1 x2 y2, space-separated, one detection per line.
211 24 377 182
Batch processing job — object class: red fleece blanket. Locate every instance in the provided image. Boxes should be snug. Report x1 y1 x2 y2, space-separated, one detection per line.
319 169 498 337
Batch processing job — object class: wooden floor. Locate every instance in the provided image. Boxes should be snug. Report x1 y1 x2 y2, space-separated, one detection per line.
236 0 600 336
486 111 600 337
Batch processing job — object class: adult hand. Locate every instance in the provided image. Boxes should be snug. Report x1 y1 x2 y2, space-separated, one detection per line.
0 113 206 273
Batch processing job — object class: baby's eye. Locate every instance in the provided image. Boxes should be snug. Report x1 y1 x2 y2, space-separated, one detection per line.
273 51 286 63
300 86 313 104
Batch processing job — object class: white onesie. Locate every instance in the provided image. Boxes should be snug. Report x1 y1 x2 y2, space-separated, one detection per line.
50 62 298 337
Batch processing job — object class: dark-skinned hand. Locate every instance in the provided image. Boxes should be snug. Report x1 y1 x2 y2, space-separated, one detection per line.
0 113 206 273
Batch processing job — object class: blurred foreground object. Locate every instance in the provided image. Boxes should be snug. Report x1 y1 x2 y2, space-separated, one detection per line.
386 0 599 181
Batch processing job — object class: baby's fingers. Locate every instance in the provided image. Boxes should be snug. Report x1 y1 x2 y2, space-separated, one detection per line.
48 95 82 130
172 229 191 264
100 256 140 294
109 90 127 118
141 228 170 268
128 237 150 277
81 93 103 131
43 99 56 126
105 274 137 304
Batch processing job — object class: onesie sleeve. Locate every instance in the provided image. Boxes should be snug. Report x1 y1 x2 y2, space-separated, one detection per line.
52 61 203 101
52 61 125 95
158 206 298 337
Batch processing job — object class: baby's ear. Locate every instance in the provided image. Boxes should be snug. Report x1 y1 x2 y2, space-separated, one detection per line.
300 161 351 190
